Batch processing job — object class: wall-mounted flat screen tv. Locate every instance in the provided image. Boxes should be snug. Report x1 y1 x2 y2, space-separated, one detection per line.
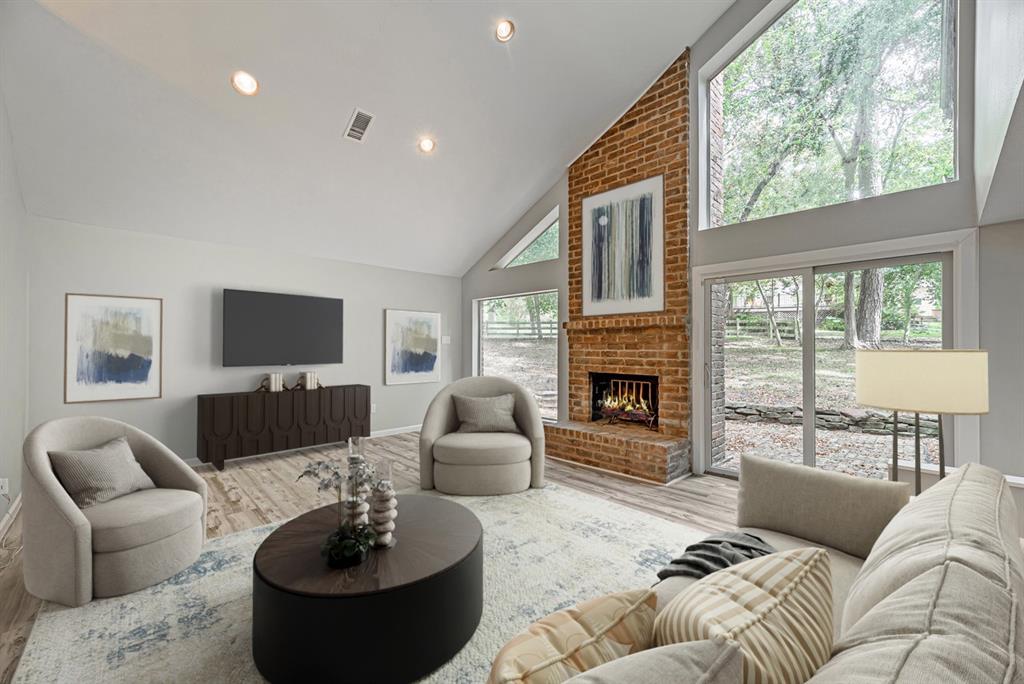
222 289 343 366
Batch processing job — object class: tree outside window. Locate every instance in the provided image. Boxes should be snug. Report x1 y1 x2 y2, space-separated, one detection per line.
709 0 957 229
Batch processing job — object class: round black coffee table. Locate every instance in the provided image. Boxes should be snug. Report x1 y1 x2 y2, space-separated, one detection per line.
252 494 483 683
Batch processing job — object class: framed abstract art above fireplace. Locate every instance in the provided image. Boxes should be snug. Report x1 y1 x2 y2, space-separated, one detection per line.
581 175 664 316
64 293 163 403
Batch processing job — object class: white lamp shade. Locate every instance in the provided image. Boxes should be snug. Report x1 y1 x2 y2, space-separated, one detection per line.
855 350 989 415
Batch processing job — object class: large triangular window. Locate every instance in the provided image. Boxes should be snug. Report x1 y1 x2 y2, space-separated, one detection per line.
493 206 559 269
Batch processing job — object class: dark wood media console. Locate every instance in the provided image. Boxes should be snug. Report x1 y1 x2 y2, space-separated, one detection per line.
197 385 371 470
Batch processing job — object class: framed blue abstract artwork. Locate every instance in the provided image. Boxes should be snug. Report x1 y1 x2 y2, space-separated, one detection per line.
385 309 441 385
64 293 163 403
581 175 664 316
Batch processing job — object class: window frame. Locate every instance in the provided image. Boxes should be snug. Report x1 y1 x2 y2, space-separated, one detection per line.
699 0 960 231
474 289 560 423
491 206 560 270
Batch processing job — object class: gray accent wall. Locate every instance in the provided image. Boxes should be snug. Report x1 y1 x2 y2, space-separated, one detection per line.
460 173 569 420
979 221 1024 476
0 82 28 519
27 216 461 462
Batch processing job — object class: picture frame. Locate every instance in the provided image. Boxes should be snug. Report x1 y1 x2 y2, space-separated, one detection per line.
581 175 664 316
64 293 163 403
384 309 441 385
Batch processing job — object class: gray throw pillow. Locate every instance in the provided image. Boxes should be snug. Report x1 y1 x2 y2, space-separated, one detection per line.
566 639 742 683
49 436 156 508
453 393 520 433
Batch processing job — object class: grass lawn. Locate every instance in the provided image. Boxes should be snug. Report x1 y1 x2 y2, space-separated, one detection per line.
724 331 942 411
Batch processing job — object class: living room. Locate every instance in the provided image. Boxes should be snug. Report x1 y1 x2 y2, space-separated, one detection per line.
1 0 1023 682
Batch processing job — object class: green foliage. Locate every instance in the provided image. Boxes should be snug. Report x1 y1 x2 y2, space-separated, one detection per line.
507 220 559 267
481 291 558 323
820 316 845 331
717 0 955 225
322 523 376 565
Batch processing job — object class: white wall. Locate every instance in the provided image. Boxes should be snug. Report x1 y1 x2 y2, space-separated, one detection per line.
0 82 28 519
979 220 1024 476
460 173 569 420
28 217 461 462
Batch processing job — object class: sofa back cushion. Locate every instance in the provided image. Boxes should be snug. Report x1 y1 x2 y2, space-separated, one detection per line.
737 455 910 559
842 463 1024 632
814 463 1024 682
810 561 1024 682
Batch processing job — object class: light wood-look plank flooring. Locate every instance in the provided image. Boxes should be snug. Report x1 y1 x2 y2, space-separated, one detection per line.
0 432 737 682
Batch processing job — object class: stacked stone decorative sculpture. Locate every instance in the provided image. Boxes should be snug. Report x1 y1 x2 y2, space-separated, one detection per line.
344 437 374 527
371 478 398 548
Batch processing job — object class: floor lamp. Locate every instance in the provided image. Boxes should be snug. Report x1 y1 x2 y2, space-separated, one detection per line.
855 350 989 495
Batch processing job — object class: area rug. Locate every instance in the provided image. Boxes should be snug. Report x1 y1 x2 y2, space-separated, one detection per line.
14 483 708 683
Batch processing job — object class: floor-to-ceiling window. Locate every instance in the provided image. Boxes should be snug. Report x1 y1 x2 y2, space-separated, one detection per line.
708 254 949 478
477 291 558 420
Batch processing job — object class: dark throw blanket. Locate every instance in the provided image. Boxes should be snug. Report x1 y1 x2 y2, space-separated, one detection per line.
657 532 776 581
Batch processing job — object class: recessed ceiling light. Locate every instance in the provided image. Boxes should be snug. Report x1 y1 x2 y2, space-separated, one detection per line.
417 137 436 154
230 70 259 96
495 19 515 43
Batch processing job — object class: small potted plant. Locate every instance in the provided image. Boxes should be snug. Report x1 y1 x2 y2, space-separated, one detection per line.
298 459 377 569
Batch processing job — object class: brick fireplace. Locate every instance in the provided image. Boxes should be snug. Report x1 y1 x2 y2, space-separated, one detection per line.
544 51 691 484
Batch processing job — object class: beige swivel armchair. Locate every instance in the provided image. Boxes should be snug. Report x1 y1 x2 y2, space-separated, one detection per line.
22 417 207 607
420 376 545 495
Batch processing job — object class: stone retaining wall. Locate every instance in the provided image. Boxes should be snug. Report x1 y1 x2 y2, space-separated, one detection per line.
724 403 939 437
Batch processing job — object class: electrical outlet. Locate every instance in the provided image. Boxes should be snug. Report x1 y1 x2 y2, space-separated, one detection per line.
0 479 8 496
371 403 377 414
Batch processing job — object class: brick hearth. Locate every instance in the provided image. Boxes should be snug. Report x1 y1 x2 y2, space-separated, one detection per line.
544 50 691 484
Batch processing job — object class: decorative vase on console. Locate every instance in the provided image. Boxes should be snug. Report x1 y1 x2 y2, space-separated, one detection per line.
371 461 398 548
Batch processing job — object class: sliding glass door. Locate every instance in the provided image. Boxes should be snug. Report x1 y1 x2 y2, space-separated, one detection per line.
708 273 805 474
707 254 950 478
812 257 948 477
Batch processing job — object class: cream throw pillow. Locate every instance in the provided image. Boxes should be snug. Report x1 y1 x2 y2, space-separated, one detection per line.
488 589 656 684
49 436 156 508
654 547 833 684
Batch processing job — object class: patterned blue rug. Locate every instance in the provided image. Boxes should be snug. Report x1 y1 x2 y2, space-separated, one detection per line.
14 484 707 683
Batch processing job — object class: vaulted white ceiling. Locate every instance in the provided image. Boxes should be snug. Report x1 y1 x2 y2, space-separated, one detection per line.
0 0 730 276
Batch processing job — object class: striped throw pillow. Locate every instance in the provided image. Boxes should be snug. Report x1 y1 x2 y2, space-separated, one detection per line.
654 547 833 684
488 589 657 684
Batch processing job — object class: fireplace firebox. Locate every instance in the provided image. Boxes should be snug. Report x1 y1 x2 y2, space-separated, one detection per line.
590 372 659 429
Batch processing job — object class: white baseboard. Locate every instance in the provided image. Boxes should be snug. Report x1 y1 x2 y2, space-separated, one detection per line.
0 493 22 545
371 424 421 438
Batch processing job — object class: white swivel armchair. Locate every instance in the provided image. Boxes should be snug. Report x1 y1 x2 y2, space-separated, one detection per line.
420 377 545 495
22 417 207 607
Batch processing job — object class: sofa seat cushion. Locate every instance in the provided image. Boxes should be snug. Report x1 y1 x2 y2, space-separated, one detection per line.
488 589 657 684
842 463 1024 633
655 547 833 683
654 528 862 640
83 488 204 553
809 561 1024 683
433 432 531 466
565 639 742 684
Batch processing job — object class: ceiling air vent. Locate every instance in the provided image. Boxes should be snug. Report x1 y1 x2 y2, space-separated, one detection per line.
344 108 374 142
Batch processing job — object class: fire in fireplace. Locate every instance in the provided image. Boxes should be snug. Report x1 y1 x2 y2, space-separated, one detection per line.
590 372 659 429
